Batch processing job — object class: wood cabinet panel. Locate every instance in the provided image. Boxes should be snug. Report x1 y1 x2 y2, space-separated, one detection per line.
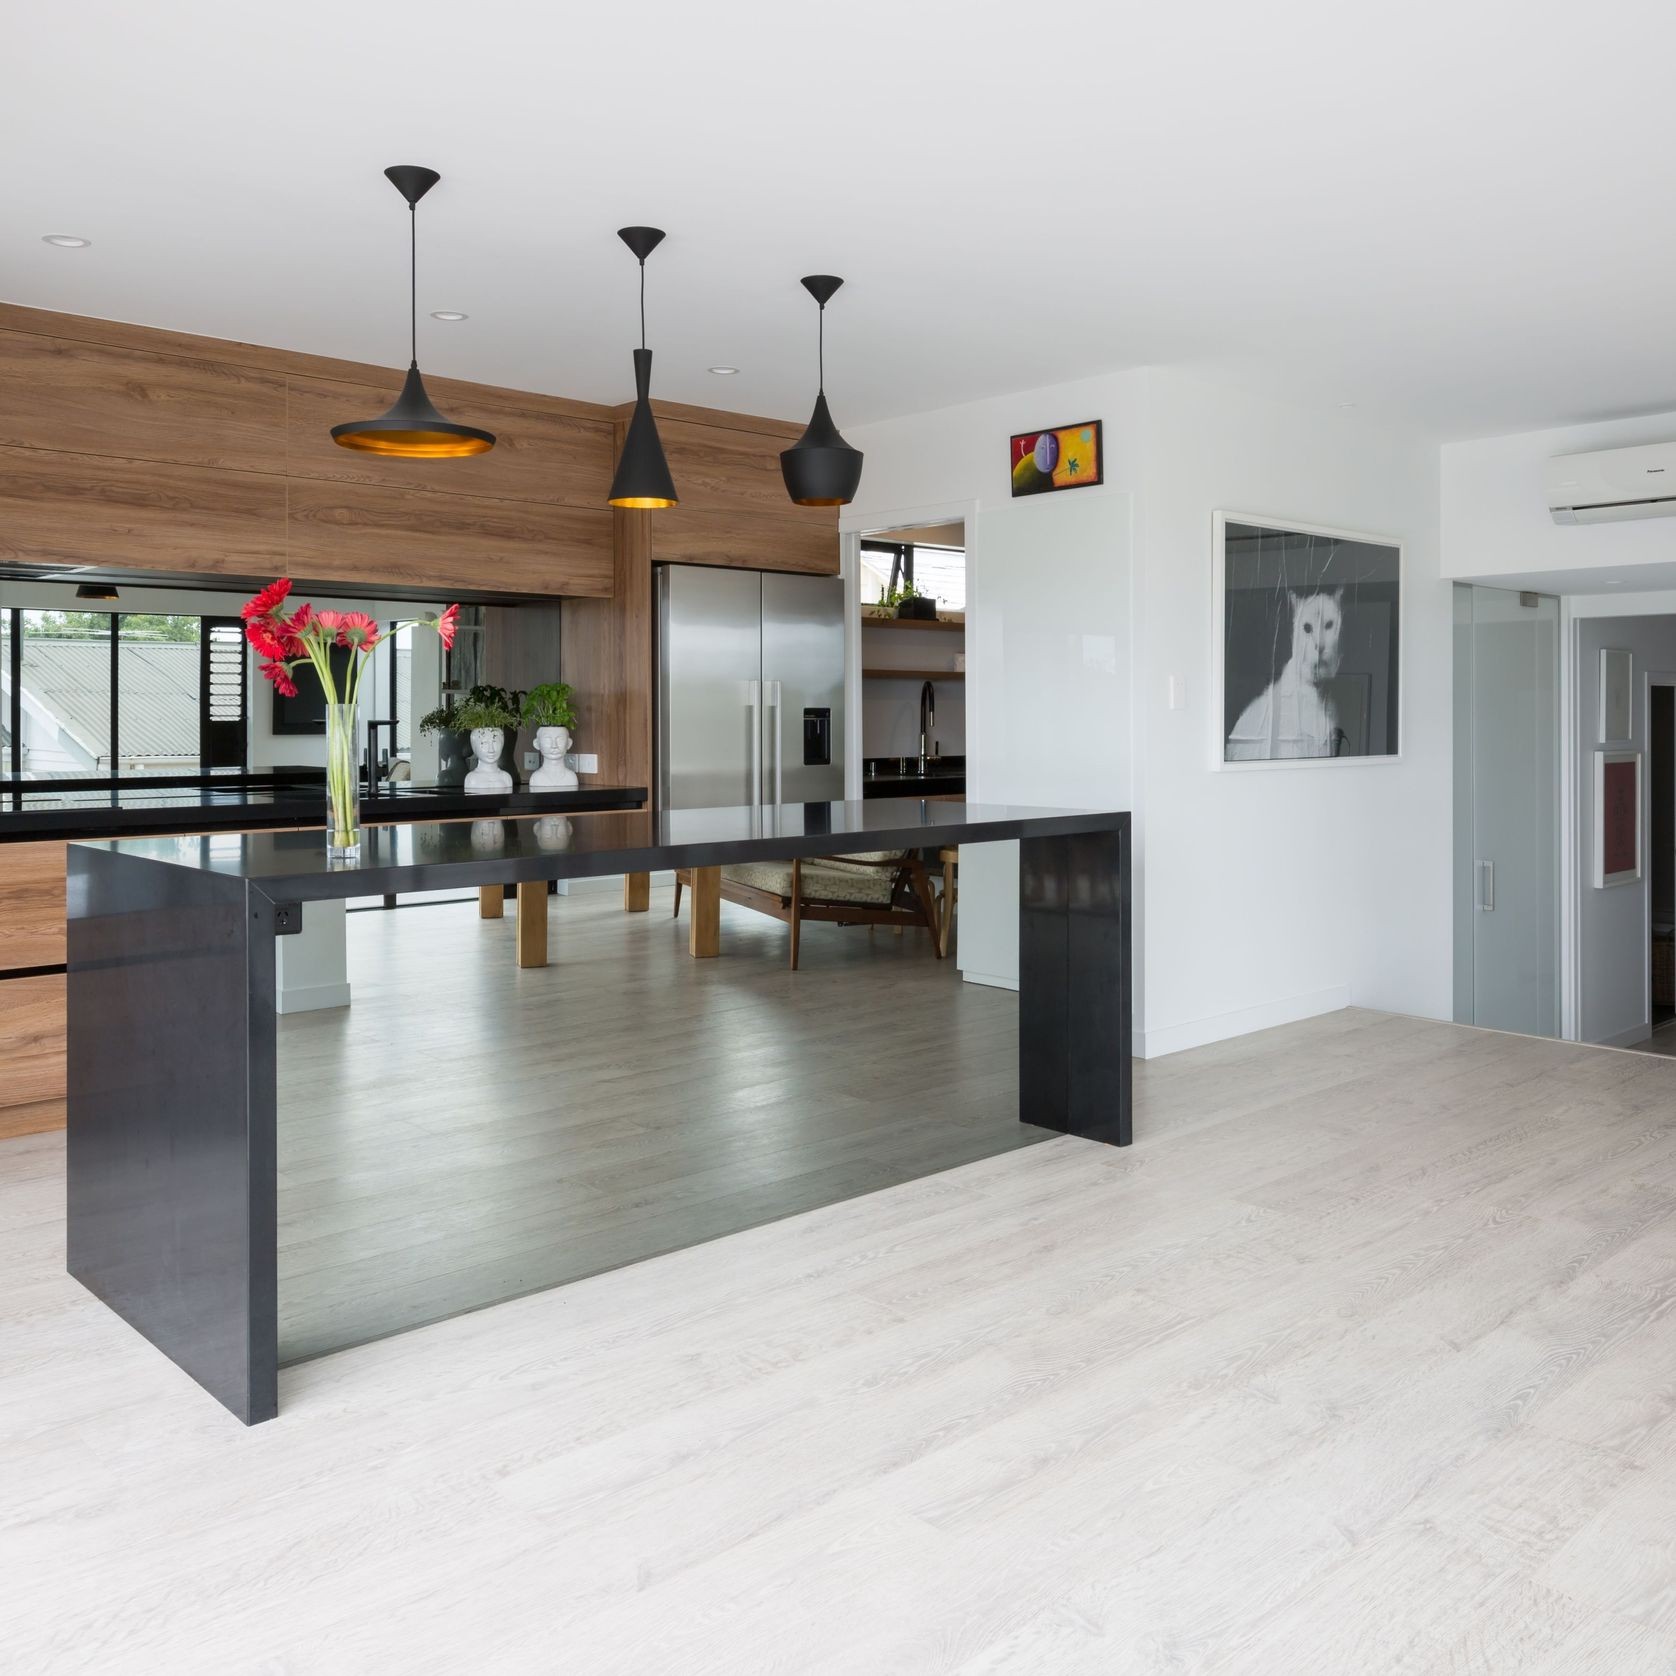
0 973 66 1109
285 374 615 509
652 506 838 575
285 479 613 598
658 418 833 526
0 330 287 473
0 445 287 575
0 841 68 970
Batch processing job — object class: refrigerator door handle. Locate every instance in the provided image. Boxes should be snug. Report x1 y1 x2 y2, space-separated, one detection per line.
768 680 784 805
748 679 762 806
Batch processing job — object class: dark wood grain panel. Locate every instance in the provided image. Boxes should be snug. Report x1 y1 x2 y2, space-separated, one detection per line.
0 301 611 422
285 478 613 598
0 445 287 574
657 417 836 524
560 498 654 790
0 973 67 1109
285 374 614 508
653 505 838 575
0 840 68 971
0 330 287 473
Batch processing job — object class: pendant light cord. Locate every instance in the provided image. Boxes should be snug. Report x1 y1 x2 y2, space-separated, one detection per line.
639 258 647 350
818 303 826 394
409 203 418 367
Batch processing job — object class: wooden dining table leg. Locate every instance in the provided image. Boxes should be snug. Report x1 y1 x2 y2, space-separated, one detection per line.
515 881 548 968
623 871 651 913
478 885 503 920
689 866 721 959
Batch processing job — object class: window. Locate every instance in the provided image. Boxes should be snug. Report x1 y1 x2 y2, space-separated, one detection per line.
860 540 967 612
0 607 242 780
116 613 202 774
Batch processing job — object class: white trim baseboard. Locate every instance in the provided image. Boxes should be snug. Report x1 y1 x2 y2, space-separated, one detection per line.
1135 984 1350 1060
961 969 1020 993
275 981 352 1015
556 870 676 895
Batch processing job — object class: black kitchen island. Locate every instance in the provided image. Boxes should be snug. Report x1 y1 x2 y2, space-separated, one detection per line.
65 799 1130 1423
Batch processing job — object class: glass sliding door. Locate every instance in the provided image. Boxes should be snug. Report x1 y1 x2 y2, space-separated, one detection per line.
1453 584 1560 1035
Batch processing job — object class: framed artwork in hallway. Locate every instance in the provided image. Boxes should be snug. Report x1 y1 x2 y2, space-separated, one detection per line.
1214 512 1402 769
1594 749 1642 887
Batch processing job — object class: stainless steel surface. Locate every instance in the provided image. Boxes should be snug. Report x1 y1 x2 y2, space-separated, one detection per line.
657 565 764 812
760 571 845 806
659 566 846 810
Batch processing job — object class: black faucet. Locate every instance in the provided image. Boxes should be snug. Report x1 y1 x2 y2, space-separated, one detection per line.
918 681 936 774
364 719 397 800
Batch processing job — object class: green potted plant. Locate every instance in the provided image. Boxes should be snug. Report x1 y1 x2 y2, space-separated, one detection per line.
453 687 522 793
522 683 580 790
891 583 931 623
419 696 470 786
422 684 523 787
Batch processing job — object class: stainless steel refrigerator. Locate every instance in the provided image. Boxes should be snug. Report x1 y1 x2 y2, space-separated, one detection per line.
656 564 846 809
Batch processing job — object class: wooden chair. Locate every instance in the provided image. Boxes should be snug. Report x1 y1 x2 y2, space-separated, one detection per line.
673 850 943 970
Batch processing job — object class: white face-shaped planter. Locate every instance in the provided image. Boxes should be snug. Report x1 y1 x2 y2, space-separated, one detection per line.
529 723 579 792
464 727 513 795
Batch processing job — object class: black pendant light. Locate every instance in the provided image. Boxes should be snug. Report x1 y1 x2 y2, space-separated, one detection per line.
607 226 678 508
781 275 863 507
330 166 494 459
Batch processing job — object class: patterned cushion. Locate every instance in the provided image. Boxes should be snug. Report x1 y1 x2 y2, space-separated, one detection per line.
723 859 900 906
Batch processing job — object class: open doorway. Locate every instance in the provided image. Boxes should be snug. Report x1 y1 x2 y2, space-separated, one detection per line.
1651 677 1675 1051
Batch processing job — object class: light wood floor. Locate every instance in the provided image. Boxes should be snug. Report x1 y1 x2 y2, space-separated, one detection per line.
278 887 1041 1362
7 970 1676 1669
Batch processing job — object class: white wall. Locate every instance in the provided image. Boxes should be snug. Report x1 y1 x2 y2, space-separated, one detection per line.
1136 367 1451 1053
848 364 1452 1052
846 370 1147 997
1443 409 1676 590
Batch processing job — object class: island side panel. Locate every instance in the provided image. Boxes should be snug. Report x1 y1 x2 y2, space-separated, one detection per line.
1018 821 1132 1146
65 845 279 1424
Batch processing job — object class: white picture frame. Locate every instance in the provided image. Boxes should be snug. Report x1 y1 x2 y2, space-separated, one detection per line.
1593 749 1642 888
1599 648 1634 745
1212 511 1404 771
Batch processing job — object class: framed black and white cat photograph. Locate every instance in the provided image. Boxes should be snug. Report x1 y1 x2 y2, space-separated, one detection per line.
1214 512 1402 769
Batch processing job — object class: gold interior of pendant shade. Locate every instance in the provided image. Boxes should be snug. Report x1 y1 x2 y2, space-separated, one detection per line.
608 494 678 509
333 428 495 458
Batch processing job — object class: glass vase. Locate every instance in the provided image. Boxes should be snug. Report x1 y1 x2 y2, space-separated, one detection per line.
324 701 361 862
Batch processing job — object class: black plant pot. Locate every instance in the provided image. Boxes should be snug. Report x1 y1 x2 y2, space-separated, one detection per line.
434 729 471 787
896 597 938 621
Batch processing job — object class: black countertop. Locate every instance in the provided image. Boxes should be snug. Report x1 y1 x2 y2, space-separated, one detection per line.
0 780 647 842
74 799 1128 903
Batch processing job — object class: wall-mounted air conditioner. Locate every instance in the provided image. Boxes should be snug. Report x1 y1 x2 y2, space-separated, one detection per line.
1545 442 1676 524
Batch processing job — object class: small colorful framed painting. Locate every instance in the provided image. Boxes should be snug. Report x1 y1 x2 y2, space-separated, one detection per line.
1594 749 1642 888
1010 420 1103 497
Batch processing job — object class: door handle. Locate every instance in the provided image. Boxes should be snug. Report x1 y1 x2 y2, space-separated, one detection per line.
1475 859 1495 911
747 680 762 805
768 680 784 804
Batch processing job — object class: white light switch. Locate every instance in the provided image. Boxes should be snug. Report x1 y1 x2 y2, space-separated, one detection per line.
1168 675 1187 711
522 750 538 770
570 752 599 774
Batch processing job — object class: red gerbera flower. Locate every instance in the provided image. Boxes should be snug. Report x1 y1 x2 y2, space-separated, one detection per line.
259 660 299 698
282 602 314 644
241 577 292 623
433 603 460 650
333 611 381 651
246 618 291 660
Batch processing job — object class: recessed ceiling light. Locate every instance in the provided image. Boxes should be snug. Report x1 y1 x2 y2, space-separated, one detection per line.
1337 401 1358 410
708 366 740 376
42 233 91 248
1607 579 1623 586
430 309 468 321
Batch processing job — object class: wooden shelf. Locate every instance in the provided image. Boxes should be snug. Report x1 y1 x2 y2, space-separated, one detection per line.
862 668 965 681
860 615 965 633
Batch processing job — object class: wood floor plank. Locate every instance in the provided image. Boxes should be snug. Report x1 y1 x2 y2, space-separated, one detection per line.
8 914 1676 1672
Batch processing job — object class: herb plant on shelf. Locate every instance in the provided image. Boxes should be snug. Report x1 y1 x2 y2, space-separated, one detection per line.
242 579 458 861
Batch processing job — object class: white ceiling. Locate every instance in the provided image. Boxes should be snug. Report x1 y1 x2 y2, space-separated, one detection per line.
4 1 1675 439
